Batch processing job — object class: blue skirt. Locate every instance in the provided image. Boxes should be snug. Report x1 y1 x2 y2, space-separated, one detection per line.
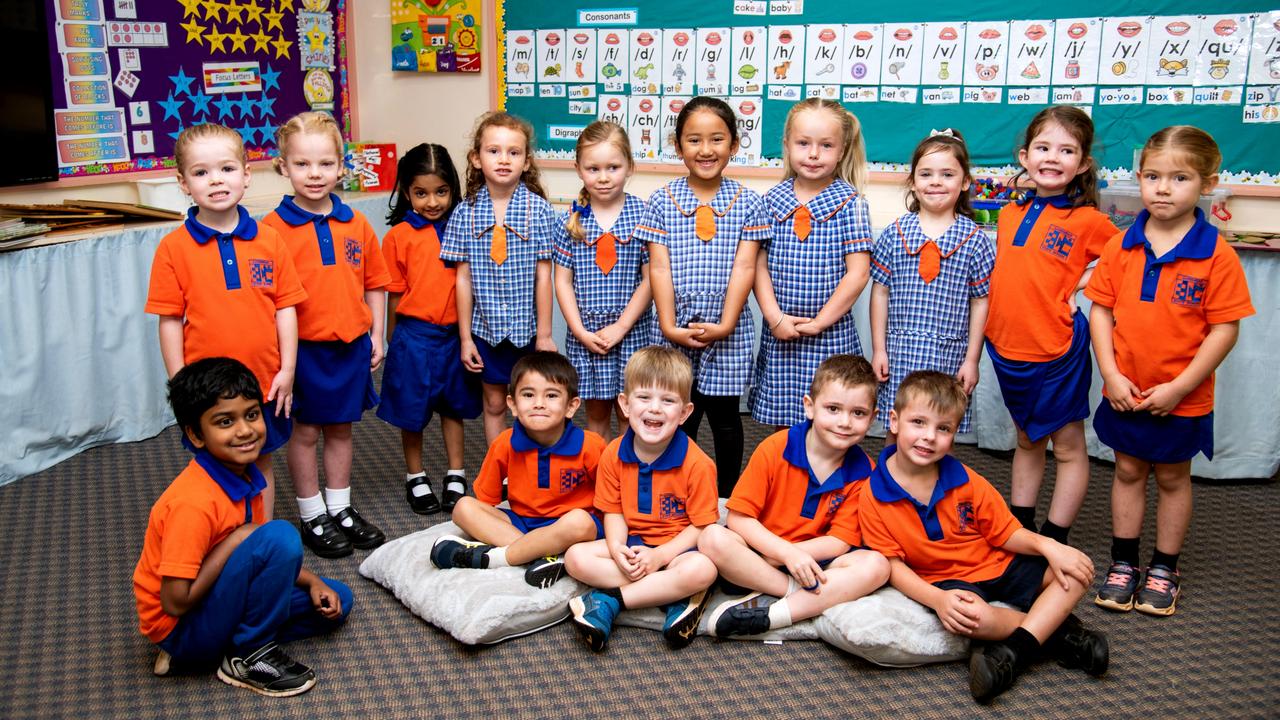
1093 401 1214 464
293 335 379 425
474 336 533 387
377 317 482 431
986 310 1092 442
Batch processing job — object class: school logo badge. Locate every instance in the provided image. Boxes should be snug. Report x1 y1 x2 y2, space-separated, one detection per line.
344 237 361 267
249 259 274 288
659 493 687 520
956 501 976 533
826 492 846 518
1172 274 1207 307
1039 224 1075 260
560 468 587 493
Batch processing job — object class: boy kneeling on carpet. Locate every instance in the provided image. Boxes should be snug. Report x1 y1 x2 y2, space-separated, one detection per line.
858 370 1109 704
134 357 353 697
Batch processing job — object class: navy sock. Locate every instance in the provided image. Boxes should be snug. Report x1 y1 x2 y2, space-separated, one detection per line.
1111 536 1140 566
1150 550 1179 572
1010 505 1037 529
601 586 626 610
1039 520 1070 545
1003 627 1041 671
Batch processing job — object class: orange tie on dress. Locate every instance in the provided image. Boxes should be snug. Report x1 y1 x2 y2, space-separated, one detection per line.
489 225 507 265
792 205 812 241
595 232 618 275
917 240 940 284
695 205 717 242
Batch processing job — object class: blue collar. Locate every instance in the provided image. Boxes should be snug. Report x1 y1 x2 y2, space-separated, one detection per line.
868 445 969 541
1121 207 1217 261
510 420 585 489
782 421 872 519
273 193 354 226
1015 190 1074 209
193 449 267 504
185 206 258 244
403 209 447 237
618 428 689 514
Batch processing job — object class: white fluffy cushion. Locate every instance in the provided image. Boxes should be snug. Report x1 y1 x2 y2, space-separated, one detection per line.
813 587 971 667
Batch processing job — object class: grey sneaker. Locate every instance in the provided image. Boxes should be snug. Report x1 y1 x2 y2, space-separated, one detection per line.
216 642 316 697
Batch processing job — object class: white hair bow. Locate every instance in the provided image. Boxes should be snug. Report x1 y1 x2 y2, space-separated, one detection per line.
929 128 955 138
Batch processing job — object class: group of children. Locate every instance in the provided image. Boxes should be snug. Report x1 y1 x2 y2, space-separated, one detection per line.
133 97 1253 702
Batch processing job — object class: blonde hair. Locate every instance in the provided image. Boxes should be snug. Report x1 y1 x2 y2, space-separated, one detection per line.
809 354 877 402
272 111 344 174
464 111 547 202
623 346 693 403
1140 125 1221 180
781 98 868 190
894 370 968 423
173 123 246 173
566 121 633 242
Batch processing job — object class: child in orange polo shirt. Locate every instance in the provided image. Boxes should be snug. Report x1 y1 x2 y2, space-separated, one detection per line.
1086 127 1254 617
859 371 1108 704
565 346 720 651
146 124 307 519
700 354 889 637
984 106 1119 545
262 112 392 559
378 143 481 515
430 352 604 588
135 358 351 697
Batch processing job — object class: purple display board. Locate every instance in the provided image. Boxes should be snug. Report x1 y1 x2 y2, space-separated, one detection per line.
46 0 350 178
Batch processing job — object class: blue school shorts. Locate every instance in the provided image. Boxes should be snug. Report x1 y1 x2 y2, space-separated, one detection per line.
986 309 1093 442
1093 401 1214 464
474 337 534 387
181 397 291 455
293 334 379 425
626 534 698 556
502 507 605 539
934 553 1048 613
377 317 482 431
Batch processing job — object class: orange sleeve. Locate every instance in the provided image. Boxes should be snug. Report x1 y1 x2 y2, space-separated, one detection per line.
1203 245 1255 324
155 501 216 580
582 431 605 496
594 450 624 514
145 239 186 317
971 470 1021 548
1084 211 1119 263
473 437 511 506
382 226 409 294
360 216 392 290
684 454 720 527
1083 236 1123 308
724 440 772 518
265 227 308 309
827 481 863 548
857 489 906 561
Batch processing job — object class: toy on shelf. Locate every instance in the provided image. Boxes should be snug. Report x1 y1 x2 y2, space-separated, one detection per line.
969 177 1023 229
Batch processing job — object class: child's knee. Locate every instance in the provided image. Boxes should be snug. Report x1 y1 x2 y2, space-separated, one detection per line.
1113 458 1150 486
564 542 595 575
847 549 890 584
560 509 598 542
677 553 719 587
1015 430 1048 452
482 387 507 414
695 524 737 560
254 519 304 560
450 497 482 528
1050 427 1086 459
1152 464 1191 493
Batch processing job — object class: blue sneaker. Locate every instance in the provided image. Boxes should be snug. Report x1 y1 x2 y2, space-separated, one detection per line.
569 590 619 651
660 588 708 649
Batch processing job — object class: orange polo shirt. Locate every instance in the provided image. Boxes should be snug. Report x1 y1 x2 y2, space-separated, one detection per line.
262 195 391 342
595 430 720 546
474 423 603 519
133 452 267 643
986 195 1117 361
1084 210 1254 417
727 424 872 547
381 213 458 325
145 207 307 394
859 447 1021 584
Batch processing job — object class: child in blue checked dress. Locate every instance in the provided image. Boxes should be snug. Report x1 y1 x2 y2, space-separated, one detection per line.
441 112 559 444
751 98 873 428
635 97 771 498
870 130 995 443
553 121 653 440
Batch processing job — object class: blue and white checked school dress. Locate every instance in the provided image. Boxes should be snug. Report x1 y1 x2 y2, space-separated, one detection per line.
870 213 995 432
439 183 556 347
633 177 771 397
748 178 873 426
552 193 654 399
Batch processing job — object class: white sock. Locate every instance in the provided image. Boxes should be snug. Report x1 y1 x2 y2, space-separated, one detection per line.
325 486 352 520
445 471 466 494
486 546 509 568
406 472 434 497
297 493 326 523
767 597 793 629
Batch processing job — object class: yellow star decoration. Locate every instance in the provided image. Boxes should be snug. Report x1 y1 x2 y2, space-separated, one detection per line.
262 8 284 32
306 23 326 52
241 0 265 26
180 18 207 45
250 29 271 52
206 28 229 53
222 2 246 25
228 28 249 52
201 0 223 22
178 0 205 18
277 0 296 13
271 35 292 59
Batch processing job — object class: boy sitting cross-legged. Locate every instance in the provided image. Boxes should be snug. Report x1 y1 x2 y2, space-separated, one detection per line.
858 371 1109 704
565 346 720 651
700 354 890 637
430 351 605 588
134 357 352 697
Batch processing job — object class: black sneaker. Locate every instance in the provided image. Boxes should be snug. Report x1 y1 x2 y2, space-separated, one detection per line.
430 534 492 569
300 513 353 559
1048 615 1109 677
216 642 316 697
405 475 440 515
1095 560 1141 612
441 473 467 513
1135 565 1181 616
524 555 566 588
707 592 773 637
330 506 386 550
661 588 708 649
969 642 1022 704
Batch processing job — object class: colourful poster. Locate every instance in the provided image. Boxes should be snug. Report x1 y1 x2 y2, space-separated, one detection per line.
963 21 1008 87
390 0 481 73
1099 17 1150 85
596 29 628 92
730 26 765 95
922 22 965 86
1008 20 1054 86
629 28 662 94
1051 18 1101 86
1147 16 1200 86
880 23 923 85
1194 15 1252 87
695 27 730 96
841 24 882 86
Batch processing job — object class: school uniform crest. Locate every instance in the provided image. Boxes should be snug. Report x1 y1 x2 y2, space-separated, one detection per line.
825 492 846 519
1172 274 1207 307
344 237 362 267
560 467 588 493
956 500 976 533
249 259 274 288
659 493 687 520
1040 224 1076 261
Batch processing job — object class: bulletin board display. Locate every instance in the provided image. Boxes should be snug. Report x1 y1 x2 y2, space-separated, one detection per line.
496 2 1280 185
47 0 351 178
390 0 483 73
